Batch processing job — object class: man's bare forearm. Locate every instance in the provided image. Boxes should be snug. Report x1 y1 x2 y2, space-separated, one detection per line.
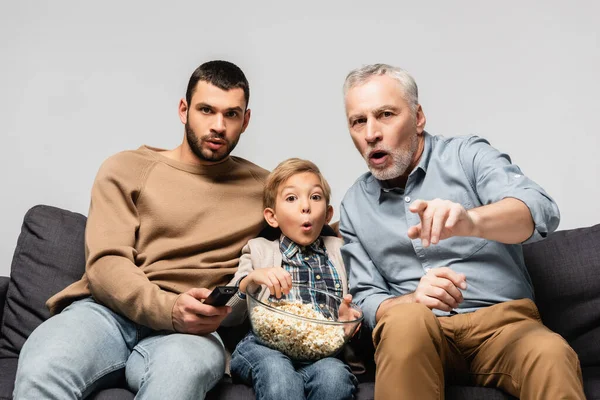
468 197 534 244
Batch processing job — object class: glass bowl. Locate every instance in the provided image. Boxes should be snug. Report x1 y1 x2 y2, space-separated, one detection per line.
247 284 363 361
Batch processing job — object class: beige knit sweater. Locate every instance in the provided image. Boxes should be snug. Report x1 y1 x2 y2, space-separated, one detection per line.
46 145 268 331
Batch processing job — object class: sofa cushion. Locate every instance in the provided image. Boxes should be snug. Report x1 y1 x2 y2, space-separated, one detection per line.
88 388 134 400
0 277 9 327
523 223 600 368
0 205 87 358
583 366 600 400
582 367 600 400
0 358 17 400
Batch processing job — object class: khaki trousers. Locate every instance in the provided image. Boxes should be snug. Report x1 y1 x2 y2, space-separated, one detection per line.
372 299 585 399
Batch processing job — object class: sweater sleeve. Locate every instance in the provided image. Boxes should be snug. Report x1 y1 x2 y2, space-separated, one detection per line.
85 152 180 331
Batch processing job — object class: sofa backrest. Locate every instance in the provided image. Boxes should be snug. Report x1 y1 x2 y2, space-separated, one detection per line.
523 224 600 368
1 204 599 370
0 205 87 358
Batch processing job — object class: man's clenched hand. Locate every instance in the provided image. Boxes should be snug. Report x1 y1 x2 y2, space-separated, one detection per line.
413 267 467 312
172 288 231 335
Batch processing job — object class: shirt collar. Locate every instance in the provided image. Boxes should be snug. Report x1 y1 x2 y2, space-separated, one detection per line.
279 234 325 259
416 131 433 174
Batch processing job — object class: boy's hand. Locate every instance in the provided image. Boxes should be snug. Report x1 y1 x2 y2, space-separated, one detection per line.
172 288 231 335
338 294 362 337
241 268 292 299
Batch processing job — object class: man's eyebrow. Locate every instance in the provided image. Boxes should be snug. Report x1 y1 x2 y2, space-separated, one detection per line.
347 105 401 123
373 105 401 114
195 103 244 113
347 112 365 123
225 106 244 113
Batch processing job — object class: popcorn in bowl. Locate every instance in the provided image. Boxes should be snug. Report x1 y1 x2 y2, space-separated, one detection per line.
247 285 363 361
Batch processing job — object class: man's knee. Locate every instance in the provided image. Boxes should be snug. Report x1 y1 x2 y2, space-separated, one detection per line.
17 318 80 384
375 303 438 342
134 333 226 387
526 332 580 367
14 315 125 399
373 303 443 365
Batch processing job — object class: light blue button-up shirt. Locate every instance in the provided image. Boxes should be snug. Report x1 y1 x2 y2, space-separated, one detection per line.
340 132 560 329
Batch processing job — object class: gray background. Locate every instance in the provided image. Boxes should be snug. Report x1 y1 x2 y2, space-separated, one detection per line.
1 1 598 276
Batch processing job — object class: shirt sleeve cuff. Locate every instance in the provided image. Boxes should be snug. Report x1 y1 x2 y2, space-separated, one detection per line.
502 190 560 244
360 293 396 329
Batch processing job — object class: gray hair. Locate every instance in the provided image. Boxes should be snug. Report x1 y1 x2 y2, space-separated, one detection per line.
343 64 419 112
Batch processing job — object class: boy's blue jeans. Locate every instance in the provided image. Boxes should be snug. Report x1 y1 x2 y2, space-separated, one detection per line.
13 297 226 399
231 333 357 400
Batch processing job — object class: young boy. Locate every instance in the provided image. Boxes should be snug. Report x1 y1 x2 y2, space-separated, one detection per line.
225 158 359 400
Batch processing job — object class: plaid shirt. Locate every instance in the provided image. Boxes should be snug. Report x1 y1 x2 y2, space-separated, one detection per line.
279 234 343 317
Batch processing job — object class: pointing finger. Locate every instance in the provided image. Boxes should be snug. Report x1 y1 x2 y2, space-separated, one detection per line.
408 223 421 239
409 199 428 214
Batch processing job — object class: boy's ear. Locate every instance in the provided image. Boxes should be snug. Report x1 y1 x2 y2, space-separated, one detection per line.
263 207 279 228
325 205 334 224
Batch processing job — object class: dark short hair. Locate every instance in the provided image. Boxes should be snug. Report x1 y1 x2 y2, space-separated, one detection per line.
185 60 250 108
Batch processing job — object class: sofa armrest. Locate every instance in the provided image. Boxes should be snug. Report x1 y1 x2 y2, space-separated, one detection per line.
0 276 9 324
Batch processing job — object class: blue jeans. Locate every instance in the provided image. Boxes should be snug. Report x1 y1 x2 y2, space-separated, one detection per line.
231 333 357 400
13 298 226 400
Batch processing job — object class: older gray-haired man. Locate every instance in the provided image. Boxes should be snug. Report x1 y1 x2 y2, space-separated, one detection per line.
340 63 585 399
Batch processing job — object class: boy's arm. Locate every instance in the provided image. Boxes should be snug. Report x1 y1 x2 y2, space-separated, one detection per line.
221 242 255 327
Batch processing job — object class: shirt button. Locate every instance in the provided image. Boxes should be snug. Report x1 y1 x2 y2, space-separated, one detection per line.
514 174 521 178
304 257 310 261
424 267 431 272
405 196 411 203
335 283 340 288
319 303 325 308
316 275 321 280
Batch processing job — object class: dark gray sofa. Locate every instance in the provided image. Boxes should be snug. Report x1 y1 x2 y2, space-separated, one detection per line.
0 205 599 399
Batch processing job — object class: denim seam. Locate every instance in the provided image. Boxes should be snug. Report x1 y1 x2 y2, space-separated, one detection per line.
297 367 309 383
234 351 254 374
131 346 151 388
78 361 128 398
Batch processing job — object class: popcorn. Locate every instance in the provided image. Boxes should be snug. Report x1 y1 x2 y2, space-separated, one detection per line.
250 300 346 360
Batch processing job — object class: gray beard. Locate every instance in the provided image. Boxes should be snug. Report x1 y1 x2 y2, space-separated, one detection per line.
368 133 419 181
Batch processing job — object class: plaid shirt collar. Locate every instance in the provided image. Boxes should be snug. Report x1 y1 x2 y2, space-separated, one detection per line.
279 234 326 260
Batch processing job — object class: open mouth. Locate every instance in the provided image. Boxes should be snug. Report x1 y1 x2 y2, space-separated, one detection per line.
301 221 313 231
368 150 388 165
